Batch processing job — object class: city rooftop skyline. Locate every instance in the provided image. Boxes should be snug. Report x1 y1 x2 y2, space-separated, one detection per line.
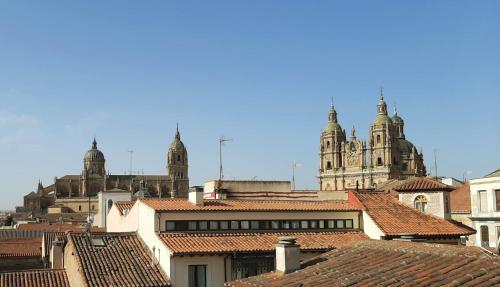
1 1 499 210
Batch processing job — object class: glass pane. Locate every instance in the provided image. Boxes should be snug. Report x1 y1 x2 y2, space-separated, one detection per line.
166 221 175 231
345 220 353 229
188 265 196 287
282 221 290 229
300 221 309 229
240 221 250 229
318 220 325 229
260 221 270 229
199 221 208 230
209 221 219 230
309 220 317 229
188 221 197 231
291 221 300 229
271 221 280 229
220 221 229 230
327 220 335 228
230 220 239 230
197 265 206 287
336 220 345 229
250 221 259 229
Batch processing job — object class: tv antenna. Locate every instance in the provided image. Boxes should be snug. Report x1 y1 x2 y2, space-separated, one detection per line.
292 162 302 190
127 150 134 175
219 136 232 181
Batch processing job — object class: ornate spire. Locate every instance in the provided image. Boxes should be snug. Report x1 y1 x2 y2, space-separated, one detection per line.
380 87 384 100
175 123 181 140
350 126 356 140
92 137 97 149
393 106 398 116
328 103 338 123
376 89 388 115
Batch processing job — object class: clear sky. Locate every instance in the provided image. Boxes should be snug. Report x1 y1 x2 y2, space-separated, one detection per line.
0 1 499 210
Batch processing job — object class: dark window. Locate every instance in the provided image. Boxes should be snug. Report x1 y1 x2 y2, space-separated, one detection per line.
250 221 260 230
230 221 239 230
309 220 318 229
336 220 345 229
209 221 219 230
220 221 229 230
326 161 332 170
78 205 82 211
345 220 353 229
166 221 176 231
480 225 489 247
260 221 271 230
177 155 181 162
91 205 95 211
271 221 280 229
496 190 500 211
376 134 381 144
326 141 330 148
327 220 335 229
318 220 325 229
188 265 206 287
198 221 208 230
240 221 250 229
300 221 309 229
231 255 274 280
377 157 383 166
291 221 300 229
188 221 197 230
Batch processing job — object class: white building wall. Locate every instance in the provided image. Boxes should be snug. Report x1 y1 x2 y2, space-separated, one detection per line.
398 192 448 219
470 175 500 248
362 211 385 239
106 202 139 232
95 191 132 228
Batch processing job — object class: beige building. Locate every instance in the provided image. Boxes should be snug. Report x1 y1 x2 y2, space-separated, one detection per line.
318 93 426 191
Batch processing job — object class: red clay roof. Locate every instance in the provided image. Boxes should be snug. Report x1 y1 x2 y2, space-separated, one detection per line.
142 198 358 212
394 177 454 192
450 183 472 213
0 269 69 287
159 231 368 255
17 223 104 233
0 237 42 258
68 232 170 287
351 191 475 237
226 240 500 287
115 200 136 214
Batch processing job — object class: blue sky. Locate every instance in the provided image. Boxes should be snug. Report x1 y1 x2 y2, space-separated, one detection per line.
0 1 499 210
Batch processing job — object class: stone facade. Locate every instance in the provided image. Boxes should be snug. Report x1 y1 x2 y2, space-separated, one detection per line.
318 93 426 191
24 127 189 215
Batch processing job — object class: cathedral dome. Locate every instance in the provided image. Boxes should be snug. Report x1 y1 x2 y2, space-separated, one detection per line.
323 105 343 134
169 127 186 151
373 93 392 126
398 138 416 155
84 138 105 161
392 107 404 124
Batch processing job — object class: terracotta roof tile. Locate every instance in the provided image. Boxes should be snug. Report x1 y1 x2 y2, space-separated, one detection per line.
351 191 475 236
0 269 69 287
226 240 500 287
394 177 454 192
115 200 136 215
68 232 170 287
142 198 358 212
17 223 104 233
0 237 41 258
450 183 472 213
159 231 368 255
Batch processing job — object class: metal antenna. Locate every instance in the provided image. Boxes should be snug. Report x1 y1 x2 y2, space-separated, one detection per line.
127 150 134 175
219 136 232 181
433 148 438 178
292 162 302 190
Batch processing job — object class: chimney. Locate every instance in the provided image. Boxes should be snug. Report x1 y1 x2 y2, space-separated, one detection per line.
50 237 64 269
275 236 300 274
188 186 204 206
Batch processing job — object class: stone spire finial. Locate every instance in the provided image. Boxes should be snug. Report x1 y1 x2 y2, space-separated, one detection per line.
175 123 181 140
393 106 398 116
351 126 356 139
328 102 337 123
380 87 384 100
92 137 97 149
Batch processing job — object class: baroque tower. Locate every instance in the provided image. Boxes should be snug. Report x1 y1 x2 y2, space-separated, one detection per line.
167 126 189 198
82 138 106 196
318 91 426 191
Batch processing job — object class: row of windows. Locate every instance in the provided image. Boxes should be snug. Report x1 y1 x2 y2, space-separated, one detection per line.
165 219 354 232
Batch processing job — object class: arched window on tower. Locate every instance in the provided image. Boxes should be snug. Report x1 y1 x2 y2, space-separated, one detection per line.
177 155 181 162
414 195 428 212
326 161 332 170
376 135 381 144
377 157 383 166
326 141 330 149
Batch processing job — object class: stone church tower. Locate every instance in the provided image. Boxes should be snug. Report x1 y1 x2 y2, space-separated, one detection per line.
82 138 106 196
318 92 426 191
167 126 189 198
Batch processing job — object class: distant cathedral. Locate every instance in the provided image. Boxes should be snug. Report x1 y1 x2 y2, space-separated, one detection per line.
318 92 426 191
24 127 189 214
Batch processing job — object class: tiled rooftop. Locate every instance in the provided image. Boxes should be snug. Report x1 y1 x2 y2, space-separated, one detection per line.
0 269 69 287
351 191 475 237
394 177 454 192
226 240 500 287
0 237 42 258
159 231 368 255
68 232 170 287
17 223 104 232
450 183 472 213
42 232 65 259
115 201 136 214
142 198 358 212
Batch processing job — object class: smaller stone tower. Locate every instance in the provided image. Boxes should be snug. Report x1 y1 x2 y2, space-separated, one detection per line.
82 138 106 196
167 126 189 198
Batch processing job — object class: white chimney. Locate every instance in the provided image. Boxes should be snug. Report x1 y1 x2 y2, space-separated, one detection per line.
50 237 64 269
189 187 204 206
276 236 300 274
